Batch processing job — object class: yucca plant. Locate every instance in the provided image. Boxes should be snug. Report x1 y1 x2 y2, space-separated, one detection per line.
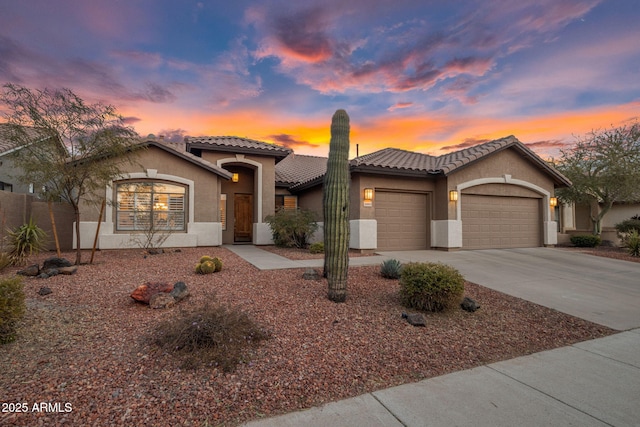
380 259 402 279
6 218 47 266
624 229 640 257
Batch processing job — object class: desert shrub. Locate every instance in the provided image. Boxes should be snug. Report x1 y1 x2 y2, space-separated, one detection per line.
570 234 602 248
6 218 47 266
152 303 270 371
399 262 465 312
0 276 26 344
309 242 324 254
380 259 402 279
624 230 640 257
265 208 318 248
615 218 640 235
0 253 12 272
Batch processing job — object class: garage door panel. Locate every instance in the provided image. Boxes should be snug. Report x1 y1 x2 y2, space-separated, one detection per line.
376 191 429 251
462 194 541 249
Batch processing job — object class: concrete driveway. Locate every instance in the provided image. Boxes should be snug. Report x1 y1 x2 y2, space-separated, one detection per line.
377 247 640 331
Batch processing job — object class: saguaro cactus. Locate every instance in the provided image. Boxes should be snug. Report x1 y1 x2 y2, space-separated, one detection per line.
323 109 351 302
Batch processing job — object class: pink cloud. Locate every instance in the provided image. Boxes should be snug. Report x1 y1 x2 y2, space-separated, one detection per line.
388 102 414 111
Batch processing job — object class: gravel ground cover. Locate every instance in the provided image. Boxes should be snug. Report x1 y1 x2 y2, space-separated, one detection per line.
0 247 614 426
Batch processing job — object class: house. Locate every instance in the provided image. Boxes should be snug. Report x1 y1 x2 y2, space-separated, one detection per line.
277 135 570 251
0 123 75 250
74 133 570 251
1 122 571 251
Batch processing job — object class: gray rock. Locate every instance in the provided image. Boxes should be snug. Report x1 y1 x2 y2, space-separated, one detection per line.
149 293 176 309
461 296 480 312
302 268 321 280
44 268 59 277
37 273 49 279
170 281 189 301
57 266 78 275
42 257 72 270
38 287 52 296
402 312 426 327
18 264 40 277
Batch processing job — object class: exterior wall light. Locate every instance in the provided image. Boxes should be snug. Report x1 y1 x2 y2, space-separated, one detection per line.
550 197 558 207
232 173 239 183
363 188 374 206
449 190 459 202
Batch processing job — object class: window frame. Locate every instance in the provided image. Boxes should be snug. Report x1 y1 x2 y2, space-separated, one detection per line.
115 180 187 232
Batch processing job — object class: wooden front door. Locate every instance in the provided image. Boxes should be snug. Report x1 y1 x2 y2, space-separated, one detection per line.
234 194 253 242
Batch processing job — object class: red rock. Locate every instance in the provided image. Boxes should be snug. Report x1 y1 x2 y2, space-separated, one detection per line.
130 282 174 304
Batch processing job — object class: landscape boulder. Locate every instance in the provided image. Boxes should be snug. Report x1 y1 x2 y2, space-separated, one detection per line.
170 281 189 301
42 257 72 270
302 268 321 280
149 293 176 309
402 312 426 327
57 266 78 275
38 286 52 296
17 264 40 277
461 297 480 312
130 282 174 304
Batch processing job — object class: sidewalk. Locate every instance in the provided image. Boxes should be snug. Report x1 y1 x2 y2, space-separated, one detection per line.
224 244 388 270
228 245 640 426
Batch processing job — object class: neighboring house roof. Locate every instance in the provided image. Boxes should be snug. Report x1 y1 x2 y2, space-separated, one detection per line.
275 154 327 187
185 136 292 161
0 123 54 156
279 135 571 190
143 139 233 180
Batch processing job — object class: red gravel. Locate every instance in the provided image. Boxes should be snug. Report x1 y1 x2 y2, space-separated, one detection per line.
0 247 614 426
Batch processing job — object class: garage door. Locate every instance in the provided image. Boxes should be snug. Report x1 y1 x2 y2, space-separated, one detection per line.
376 191 429 250
462 195 541 249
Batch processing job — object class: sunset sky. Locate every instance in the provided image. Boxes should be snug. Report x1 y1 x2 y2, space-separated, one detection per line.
1 0 639 159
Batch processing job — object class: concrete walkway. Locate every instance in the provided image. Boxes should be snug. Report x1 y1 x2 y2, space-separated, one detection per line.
228 245 640 427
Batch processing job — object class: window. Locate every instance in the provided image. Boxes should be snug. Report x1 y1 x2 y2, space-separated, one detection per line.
220 194 227 230
0 181 13 192
275 195 297 210
116 181 186 231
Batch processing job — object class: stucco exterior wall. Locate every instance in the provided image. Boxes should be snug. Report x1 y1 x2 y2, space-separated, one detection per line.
446 148 556 220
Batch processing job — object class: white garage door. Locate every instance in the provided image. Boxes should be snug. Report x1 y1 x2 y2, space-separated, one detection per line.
376 191 429 250
462 195 541 249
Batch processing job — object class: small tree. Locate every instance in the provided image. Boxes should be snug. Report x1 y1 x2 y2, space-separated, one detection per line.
1 84 141 264
555 122 640 235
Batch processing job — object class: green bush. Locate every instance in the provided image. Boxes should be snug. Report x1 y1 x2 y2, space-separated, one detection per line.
380 259 402 279
399 262 465 312
624 230 640 257
570 234 602 248
0 276 25 344
152 303 270 371
309 242 324 254
615 218 640 234
265 208 318 248
6 218 47 266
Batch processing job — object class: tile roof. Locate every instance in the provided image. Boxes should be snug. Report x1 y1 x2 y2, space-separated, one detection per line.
275 154 327 187
185 136 292 159
284 135 570 187
351 147 438 174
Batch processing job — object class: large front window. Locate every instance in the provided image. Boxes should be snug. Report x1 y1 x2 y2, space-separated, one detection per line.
116 181 186 231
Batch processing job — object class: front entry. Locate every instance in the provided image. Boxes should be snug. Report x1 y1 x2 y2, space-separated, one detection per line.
234 194 253 242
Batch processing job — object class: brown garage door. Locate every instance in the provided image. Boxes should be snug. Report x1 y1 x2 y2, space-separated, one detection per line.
376 191 429 250
462 195 541 249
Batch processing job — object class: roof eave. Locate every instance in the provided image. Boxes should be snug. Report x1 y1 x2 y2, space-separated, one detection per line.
147 140 233 180
186 141 291 160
